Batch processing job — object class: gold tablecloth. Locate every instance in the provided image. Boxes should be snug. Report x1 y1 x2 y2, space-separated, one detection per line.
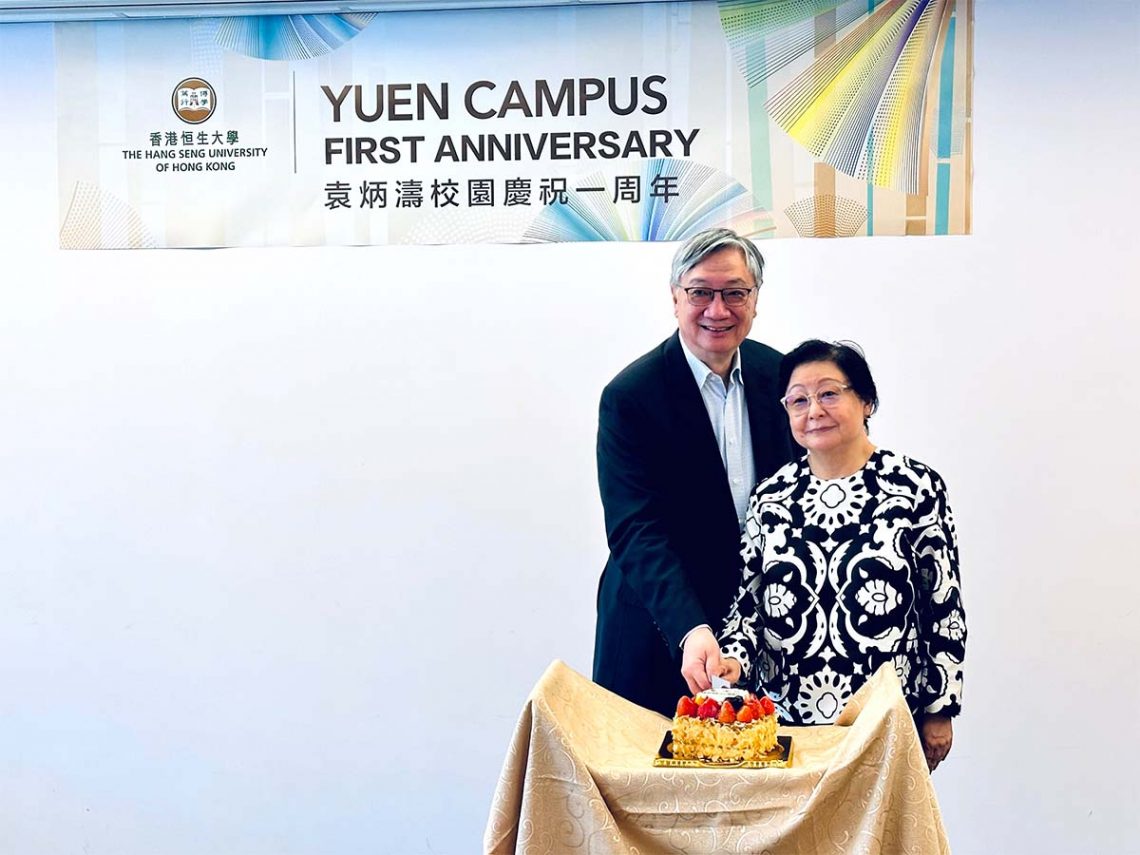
484 661 950 854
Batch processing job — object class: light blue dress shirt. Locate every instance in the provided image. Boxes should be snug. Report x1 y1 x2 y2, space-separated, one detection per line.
677 336 756 531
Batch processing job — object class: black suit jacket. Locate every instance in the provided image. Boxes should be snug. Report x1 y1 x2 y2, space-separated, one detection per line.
593 332 793 716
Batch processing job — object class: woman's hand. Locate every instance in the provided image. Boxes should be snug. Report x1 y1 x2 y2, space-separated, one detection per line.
921 714 953 772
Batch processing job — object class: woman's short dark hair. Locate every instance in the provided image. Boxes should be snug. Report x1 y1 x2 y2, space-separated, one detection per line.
779 340 879 428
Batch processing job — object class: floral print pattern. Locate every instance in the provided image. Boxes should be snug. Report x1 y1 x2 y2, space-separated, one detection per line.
720 450 966 724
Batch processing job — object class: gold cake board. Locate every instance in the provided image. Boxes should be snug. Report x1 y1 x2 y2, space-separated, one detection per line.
653 732 793 769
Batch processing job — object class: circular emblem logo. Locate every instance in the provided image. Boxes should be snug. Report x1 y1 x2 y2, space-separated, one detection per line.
172 78 216 124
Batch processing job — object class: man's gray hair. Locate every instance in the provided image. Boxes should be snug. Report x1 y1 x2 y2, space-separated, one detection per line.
669 228 765 289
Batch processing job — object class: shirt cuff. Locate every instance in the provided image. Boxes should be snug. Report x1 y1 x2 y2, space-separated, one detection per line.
679 623 713 650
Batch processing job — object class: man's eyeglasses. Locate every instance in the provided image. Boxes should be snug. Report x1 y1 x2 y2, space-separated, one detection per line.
680 286 756 308
780 384 852 414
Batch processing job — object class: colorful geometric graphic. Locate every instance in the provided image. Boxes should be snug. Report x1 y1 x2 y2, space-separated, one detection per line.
719 0 971 234
215 14 377 61
522 159 774 243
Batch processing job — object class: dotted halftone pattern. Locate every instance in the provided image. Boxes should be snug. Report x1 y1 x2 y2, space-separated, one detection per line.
189 19 226 76
783 193 868 237
401 206 539 245
945 12 968 157
59 182 158 250
718 0 869 86
215 14 378 61
520 158 775 243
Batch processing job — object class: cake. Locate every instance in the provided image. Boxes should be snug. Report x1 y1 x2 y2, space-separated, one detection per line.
671 688 779 762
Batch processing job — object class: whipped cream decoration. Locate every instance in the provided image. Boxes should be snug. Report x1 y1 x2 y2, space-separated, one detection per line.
695 688 751 705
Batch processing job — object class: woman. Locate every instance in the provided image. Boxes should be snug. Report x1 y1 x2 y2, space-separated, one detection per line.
716 340 966 771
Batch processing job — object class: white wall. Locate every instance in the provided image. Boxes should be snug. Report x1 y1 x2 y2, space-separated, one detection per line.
1 1 1138 852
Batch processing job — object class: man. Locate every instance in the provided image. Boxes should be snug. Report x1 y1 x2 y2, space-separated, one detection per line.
593 228 794 717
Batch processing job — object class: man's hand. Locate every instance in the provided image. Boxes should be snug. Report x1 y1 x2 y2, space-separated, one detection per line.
718 658 742 684
680 627 722 694
921 714 953 772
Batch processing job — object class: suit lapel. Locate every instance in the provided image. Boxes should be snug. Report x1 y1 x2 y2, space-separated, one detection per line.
741 345 791 479
663 332 737 517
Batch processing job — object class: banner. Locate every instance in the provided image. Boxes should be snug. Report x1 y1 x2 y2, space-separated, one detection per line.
54 0 973 248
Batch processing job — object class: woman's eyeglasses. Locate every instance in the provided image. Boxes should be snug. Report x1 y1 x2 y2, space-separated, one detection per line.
780 384 852 414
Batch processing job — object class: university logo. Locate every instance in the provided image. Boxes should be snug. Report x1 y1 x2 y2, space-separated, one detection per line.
172 78 216 124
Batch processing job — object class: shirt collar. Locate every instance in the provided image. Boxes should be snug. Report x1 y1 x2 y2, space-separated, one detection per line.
678 334 743 389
